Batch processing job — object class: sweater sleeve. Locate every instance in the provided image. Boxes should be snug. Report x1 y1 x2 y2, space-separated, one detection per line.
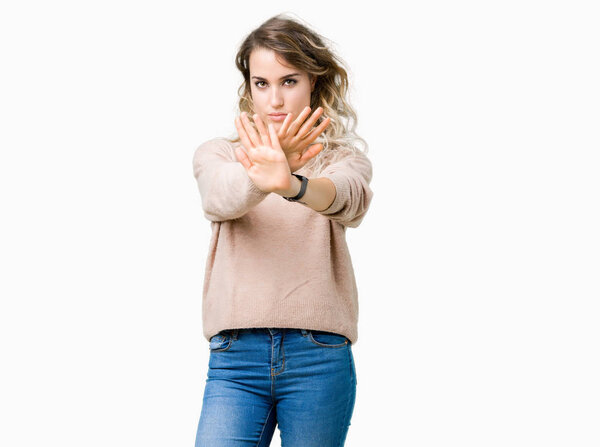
192 138 270 222
315 150 374 228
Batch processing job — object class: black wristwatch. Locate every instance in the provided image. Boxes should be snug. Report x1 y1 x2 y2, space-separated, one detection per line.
283 173 308 202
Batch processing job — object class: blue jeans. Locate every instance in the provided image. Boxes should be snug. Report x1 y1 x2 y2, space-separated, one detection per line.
194 328 357 446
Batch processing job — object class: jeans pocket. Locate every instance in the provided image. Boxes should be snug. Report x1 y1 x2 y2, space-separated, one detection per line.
209 331 233 352
307 330 349 348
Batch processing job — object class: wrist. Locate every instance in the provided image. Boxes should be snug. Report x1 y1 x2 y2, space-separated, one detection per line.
275 174 301 197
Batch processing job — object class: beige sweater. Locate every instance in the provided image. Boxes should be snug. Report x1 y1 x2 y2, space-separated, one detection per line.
192 137 373 345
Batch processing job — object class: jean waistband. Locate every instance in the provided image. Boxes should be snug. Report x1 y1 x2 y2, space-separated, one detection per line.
224 328 308 340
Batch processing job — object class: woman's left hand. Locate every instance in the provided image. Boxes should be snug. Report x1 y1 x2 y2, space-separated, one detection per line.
234 112 294 195
252 108 331 173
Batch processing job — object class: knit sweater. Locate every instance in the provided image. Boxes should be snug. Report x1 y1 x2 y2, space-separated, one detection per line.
192 137 373 345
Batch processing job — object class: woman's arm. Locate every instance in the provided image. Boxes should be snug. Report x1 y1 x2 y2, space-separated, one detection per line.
232 114 374 228
193 138 270 222
274 152 374 228
273 176 336 212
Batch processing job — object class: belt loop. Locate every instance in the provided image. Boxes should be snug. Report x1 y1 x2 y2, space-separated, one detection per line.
300 329 308 337
231 329 238 340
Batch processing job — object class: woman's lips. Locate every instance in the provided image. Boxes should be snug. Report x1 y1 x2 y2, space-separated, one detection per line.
268 114 287 122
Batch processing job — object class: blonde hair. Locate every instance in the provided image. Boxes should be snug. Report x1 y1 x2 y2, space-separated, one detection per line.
224 13 369 177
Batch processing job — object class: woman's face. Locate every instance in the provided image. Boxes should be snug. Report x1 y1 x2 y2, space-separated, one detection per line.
248 48 315 130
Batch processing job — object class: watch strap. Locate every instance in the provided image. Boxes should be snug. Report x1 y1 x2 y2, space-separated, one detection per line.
283 174 308 202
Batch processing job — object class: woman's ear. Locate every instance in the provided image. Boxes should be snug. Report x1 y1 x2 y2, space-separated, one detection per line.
310 75 316 92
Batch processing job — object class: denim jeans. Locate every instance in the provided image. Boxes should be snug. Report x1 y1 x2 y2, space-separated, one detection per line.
194 328 357 447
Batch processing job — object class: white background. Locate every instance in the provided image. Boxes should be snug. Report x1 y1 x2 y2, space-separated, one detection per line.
1 1 599 446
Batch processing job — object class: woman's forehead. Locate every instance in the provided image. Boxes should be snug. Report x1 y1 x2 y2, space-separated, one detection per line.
249 48 303 77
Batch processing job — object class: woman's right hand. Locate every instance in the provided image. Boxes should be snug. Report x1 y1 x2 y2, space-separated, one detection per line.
234 112 294 194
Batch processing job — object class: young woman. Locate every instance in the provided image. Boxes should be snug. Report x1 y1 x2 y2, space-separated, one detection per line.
192 13 374 446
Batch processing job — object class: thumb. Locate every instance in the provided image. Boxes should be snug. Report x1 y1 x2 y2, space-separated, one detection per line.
235 146 252 170
300 143 323 162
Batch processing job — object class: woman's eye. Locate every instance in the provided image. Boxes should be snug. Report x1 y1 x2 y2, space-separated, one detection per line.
254 79 297 88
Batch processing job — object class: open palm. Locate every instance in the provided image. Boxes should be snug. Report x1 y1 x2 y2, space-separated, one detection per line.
234 112 293 194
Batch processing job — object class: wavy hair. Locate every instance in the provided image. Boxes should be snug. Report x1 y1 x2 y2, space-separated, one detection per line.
223 13 369 177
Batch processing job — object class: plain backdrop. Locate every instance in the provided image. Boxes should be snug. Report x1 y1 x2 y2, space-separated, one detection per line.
1 1 599 446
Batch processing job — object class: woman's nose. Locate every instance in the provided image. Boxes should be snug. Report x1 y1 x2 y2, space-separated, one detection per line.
270 88 284 107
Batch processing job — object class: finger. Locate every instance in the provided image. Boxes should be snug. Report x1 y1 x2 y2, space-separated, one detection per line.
240 112 262 147
297 106 324 138
234 116 255 152
278 112 294 136
300 116 331 143
288 106 312 136
253 113 271 147
268 123 282 151
234 146 253 170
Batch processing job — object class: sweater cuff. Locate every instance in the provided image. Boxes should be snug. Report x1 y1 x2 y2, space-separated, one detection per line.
318 171 348 215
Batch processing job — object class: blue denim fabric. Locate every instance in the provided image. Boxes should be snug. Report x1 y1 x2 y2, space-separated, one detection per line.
195 328 357 446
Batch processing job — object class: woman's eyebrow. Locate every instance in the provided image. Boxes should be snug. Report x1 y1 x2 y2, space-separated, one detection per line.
251 73 300 81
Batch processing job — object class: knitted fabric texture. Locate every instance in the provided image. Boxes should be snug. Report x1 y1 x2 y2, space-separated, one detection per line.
192 137 373 345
